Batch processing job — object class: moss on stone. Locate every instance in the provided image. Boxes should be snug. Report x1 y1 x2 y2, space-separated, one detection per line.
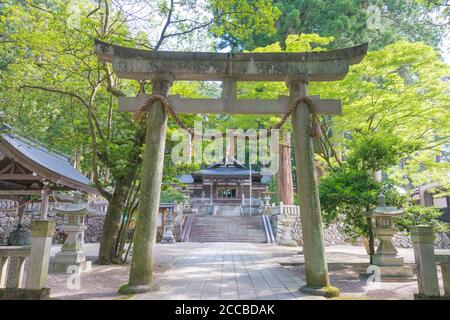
118 283 155 295
322 286 340 298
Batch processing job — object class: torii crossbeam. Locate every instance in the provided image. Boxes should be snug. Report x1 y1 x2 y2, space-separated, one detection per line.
95 39 368 296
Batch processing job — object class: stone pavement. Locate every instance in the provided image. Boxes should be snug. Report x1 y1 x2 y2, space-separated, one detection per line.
134 242 323 300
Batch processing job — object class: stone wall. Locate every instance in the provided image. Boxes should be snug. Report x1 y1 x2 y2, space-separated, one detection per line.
0 209 105 245
270 214 450 249
270 214 348 246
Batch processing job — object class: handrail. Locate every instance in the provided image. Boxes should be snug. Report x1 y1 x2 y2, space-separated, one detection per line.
181 214 194 242
261 216 271 243
265 215 276 243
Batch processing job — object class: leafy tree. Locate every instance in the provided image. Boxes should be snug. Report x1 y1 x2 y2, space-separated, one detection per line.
317 41 450 188
394 205 449 236
213 0 446 51
346 131 421 173
320 131 418 261
320 165 381 239
414 0 450 26
160 188 185 204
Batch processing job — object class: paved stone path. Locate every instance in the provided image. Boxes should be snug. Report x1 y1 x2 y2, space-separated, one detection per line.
135 242 322 300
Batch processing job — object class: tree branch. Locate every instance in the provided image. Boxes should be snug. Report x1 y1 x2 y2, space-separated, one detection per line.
20 85 89 108
103 63 125 97
154 0 175 50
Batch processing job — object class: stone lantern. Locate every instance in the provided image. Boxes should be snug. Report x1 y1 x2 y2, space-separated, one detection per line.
50 192 95 273
161 209 175 244
369 193 413 277
183 193 191 209
261 194 271 215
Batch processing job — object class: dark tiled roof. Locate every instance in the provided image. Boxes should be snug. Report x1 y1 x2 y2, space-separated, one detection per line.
177 156 272 184
261 175 272 184
177 174 194 184
0 132 96 193
198 166 260 176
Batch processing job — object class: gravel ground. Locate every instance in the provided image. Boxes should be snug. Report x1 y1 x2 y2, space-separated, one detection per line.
45 243 447 300
46 243 200 300
284 264 426 300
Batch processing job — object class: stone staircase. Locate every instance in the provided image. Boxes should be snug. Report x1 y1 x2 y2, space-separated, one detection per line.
213 205 241 216
189 215 268 243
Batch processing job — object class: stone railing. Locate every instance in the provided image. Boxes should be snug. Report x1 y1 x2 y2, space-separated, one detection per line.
411 225 450 299
0 198 108 215
0 220 55 299
272 202 300 216
0 246 31 290
0 200 17 212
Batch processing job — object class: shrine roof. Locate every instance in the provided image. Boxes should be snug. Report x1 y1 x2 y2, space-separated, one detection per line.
196 166 260 177
0 129 97 194
177 157 276 184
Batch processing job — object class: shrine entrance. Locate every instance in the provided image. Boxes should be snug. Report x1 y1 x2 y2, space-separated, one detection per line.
94 40 368 296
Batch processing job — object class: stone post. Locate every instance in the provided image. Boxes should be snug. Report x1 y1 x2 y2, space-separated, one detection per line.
121 79 170 294
289 80 336 297
6 256 26 289
25 220 55 290
0 256 7 287
411 225 440 298
435 254 450 297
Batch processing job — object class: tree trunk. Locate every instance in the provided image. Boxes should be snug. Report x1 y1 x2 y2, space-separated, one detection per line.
278 131 294 204
74 147 81 170
97 181 128 265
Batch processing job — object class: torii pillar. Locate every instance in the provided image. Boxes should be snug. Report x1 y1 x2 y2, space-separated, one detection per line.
289 79 331 293
120 79 171 294
94 40 368 296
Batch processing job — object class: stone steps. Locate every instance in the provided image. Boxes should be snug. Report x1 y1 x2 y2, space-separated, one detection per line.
189 215 267 243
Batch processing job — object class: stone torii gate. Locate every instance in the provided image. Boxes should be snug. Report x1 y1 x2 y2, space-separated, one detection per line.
95 40 368 296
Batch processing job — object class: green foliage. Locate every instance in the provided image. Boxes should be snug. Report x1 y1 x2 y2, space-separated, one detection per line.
160 188 185 204
209 0 281 50
319 165 381 238
319 131 415 239
213 0 446 51
414 0 450 25
346 131 421 172
320 128 447 240
394 205 449 235
315 41 450 188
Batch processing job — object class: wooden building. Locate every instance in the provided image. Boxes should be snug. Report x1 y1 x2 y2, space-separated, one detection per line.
178 157 272 208
0 126 97 221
